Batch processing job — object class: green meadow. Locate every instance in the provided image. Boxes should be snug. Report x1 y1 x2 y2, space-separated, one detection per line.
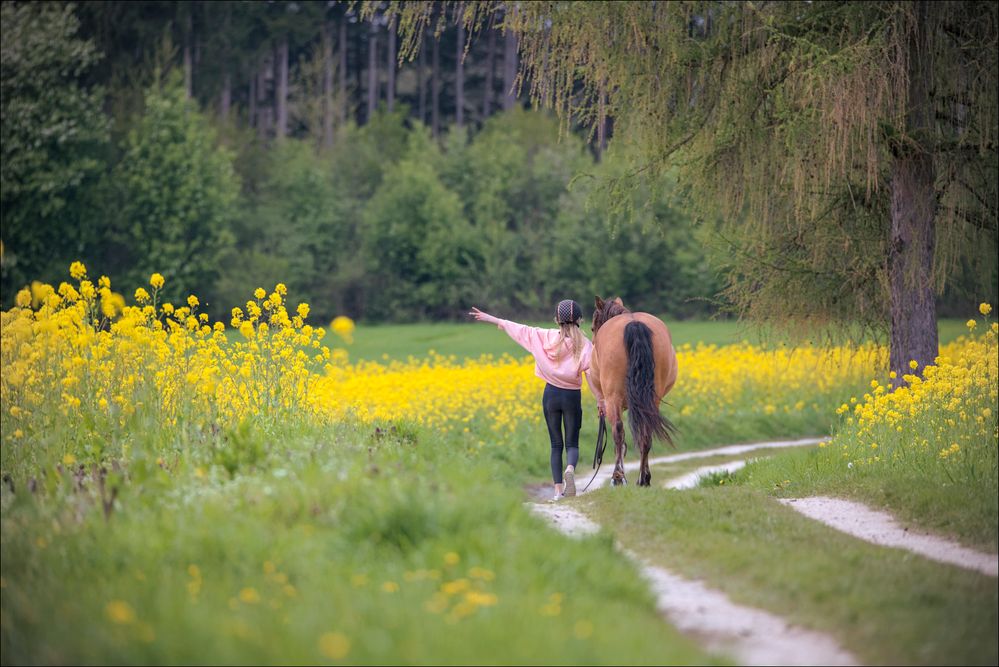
3 319 995 665
328 318 972 363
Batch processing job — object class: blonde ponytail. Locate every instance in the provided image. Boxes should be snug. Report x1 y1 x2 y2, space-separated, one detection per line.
546 322 585 363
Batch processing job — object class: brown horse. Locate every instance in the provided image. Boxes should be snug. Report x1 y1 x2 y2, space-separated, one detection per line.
588 296 678 486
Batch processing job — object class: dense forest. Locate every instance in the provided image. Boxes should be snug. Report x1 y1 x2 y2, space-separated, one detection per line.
3 1 717 322
2 2 990 323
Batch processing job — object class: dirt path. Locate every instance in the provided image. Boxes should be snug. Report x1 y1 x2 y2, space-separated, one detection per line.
664 459 749 490
578 436 823 492
528 501 859 666
530 436 997 664
779 496 998 577
667 457 999 576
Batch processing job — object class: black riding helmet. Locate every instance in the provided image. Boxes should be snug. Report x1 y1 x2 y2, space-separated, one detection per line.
556 299 583 325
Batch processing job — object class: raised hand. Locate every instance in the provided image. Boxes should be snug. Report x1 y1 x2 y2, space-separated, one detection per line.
469 307 497 324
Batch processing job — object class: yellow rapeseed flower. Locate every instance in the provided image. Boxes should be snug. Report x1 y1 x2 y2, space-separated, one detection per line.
238 587 260 604
465 591 498 606
318 632 351 660
981 303 993 316
150 273 165 289
105 600 136 624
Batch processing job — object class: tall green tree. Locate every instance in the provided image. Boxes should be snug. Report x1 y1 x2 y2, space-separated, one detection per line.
219 137 351 317
1 2 110 301
361 130 478 320
110 71 239 309
381 1 999 383
442 108 590 314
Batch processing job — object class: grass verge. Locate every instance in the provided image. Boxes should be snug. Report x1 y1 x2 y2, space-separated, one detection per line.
577 484 998 666
1 419 717 665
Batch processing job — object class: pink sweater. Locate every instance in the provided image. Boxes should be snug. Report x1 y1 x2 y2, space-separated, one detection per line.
497 319 593 390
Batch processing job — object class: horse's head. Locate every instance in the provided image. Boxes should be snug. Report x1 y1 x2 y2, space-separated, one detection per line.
592 296 628 335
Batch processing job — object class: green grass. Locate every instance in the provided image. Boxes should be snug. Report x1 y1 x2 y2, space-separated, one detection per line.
326 319 972 363
646 447 807 482
577 485 998 666
1 418 718 665
723 440 999 553
5 317 992 664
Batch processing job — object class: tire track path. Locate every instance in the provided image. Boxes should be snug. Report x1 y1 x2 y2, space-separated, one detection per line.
531 437 857 666
531 436 998 665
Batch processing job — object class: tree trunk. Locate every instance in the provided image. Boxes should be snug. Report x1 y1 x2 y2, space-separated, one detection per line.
220 71 231 121
502 20 518 110
339 15 348 128
596 82 606 160
276 37 289 140
249 68 257 128
888 1 938 386
386 16 396 113
367 19 378 121
418 29 426 123
220 3 231 122
456 7 465 128
323 20 334 149
432 32 440 137
354 22 363 123
183 9 193 99
482 26 495 120
258 54 271 139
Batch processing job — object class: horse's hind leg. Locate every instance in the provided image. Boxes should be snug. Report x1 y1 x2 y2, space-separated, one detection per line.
611 415 627 486
639 442 652 487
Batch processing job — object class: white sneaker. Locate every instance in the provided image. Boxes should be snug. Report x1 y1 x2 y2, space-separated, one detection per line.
548 493 561 503
563 468 576 497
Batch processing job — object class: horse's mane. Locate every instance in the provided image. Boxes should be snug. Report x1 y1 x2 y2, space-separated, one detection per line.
593 297 630 333
603 299 629 319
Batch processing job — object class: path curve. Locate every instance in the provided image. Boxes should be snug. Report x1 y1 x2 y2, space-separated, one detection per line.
532 436 997 665
658 452 999 577
780 496 999 577
528 502 859 666
579 437 823 493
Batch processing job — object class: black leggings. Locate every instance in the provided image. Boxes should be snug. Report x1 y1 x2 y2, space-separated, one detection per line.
543 384 582 484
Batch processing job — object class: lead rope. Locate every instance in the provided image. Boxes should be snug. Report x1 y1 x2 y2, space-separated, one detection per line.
580 415 607 493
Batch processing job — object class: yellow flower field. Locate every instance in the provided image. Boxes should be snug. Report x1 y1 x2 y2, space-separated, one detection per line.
830 315 998 471
1 264 993 470
309 342 888 434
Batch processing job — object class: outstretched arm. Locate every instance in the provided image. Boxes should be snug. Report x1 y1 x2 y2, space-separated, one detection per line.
468 306 501 325
470 307 540 354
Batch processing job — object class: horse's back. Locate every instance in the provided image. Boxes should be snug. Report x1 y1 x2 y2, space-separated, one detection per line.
593 312 677 399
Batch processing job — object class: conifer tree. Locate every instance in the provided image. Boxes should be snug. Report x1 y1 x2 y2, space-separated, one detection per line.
378 0 998 383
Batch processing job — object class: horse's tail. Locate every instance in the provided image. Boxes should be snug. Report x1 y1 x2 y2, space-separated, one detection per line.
625 321 677 450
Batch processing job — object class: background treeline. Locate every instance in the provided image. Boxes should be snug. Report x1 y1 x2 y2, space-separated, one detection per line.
2 2 988 323
1 1 720 322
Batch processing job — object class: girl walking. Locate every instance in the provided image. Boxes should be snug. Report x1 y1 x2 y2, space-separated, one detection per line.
470 300 594 502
